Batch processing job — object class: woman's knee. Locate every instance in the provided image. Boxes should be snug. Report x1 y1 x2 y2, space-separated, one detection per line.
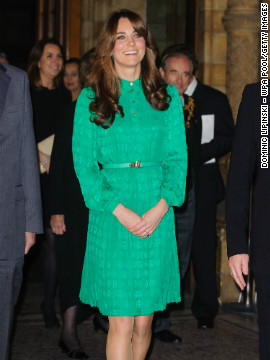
108 316 134 337
133 315 153 337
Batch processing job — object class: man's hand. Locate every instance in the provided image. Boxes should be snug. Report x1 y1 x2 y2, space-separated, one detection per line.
50 215 66 235
25 232 36 254
229 254 249 290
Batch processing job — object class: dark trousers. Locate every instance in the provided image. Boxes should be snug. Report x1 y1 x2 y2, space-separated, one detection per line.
254 273 270 360
175 182 196 279
191 165 219 320
154 184 196 333
55 208 88 315
0 257 24 360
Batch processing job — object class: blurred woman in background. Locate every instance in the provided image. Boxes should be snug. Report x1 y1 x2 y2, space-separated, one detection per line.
63 58 81 101
27 38 71 329
49 53 96 359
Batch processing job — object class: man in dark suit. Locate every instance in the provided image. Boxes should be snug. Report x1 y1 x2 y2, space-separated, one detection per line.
184 49 234 329
153 46 201 343
0 63 43 360
160 44 234 330
226 82 270 360
159 48 202 286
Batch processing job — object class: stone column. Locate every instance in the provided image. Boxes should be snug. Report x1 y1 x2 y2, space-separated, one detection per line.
223 0 260 121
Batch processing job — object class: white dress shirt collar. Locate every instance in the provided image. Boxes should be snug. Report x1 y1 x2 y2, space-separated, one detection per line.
185 76 198 96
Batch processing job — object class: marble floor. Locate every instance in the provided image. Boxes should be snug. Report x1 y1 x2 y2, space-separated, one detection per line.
9 281 259 360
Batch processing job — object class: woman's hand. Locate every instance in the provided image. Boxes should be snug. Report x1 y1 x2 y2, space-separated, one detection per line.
38 150 51 173
50 214 66 235
128 199 169 238
113 203 141 230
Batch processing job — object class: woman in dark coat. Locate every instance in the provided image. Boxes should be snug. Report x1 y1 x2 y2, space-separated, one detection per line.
27 38 71 329
49 59 89 359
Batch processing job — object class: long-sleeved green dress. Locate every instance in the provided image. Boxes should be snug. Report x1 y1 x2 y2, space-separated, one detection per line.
72 78 187 316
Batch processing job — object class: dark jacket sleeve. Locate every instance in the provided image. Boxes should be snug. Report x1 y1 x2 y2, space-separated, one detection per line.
21 72 43 233
49 103 74 215
200 88 234 164
225 85 256 257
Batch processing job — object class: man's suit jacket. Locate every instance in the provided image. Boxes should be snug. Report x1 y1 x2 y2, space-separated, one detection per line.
0 63 43 259
226 82 270 275
183 94 201 179
192 80 234 202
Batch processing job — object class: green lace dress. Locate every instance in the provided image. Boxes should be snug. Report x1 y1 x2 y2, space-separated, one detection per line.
72 78 187 316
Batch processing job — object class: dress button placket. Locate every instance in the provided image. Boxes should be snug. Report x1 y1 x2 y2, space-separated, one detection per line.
130 82 135 115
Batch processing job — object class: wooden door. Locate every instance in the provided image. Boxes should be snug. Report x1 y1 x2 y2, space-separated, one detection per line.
36 0 81 59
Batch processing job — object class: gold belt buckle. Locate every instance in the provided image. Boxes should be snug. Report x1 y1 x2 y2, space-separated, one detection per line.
129 161 141 168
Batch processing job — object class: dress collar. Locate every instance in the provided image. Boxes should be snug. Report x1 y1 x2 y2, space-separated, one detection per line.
120 76 142 90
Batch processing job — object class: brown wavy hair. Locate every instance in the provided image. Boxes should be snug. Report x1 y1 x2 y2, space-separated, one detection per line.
27 38 65 89
89 9 170 128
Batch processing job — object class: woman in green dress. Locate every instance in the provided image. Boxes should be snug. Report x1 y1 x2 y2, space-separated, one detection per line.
72 9 187 360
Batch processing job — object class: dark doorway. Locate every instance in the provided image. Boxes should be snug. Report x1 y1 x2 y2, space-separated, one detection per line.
0 0 36 69
146 0 197 55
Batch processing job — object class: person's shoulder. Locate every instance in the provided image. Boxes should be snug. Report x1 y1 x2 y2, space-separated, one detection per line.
166 83 177 95
240 82 263 110
166 84 181 103
77 86 95 103
75 87 96 117
54 86 72 102
243 82 260 97
84 86 95 97
1 63 27 81
197 81 227 99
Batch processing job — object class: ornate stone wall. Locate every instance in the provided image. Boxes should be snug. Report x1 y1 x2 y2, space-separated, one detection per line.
80 0 146 56
197 0 229 93
223 0 260 120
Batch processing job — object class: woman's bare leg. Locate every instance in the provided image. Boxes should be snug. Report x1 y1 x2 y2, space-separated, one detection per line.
132 314 154 360
106 316 134 360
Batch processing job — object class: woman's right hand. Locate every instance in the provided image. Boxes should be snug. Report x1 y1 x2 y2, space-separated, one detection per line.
113 203 141 230
50 214 66 235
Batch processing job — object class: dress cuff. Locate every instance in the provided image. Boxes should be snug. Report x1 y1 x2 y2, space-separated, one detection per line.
105 198 121 214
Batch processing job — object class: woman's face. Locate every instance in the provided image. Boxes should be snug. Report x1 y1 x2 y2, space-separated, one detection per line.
63 63 80 93
111 17 146 77
38 44 63 81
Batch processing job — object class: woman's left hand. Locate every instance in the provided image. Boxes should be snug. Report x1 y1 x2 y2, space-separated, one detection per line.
128 199 168 238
